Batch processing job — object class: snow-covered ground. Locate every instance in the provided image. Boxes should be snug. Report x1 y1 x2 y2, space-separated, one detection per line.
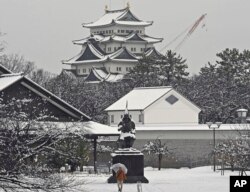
73 166 248 192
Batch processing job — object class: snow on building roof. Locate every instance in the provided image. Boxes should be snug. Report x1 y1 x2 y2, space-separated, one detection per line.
0 73 90 121
82 8 153 28
105 86 173 111
32 121 119 136
73 33 162 45
105 73 124 82
135 124 250 131
0 64 12 74
85 67 124 83
145 47 164 58
0 74 23 91
109 47 138 61
63 42 107 65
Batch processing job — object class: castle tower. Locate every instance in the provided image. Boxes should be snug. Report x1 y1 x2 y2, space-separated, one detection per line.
63 6 163 82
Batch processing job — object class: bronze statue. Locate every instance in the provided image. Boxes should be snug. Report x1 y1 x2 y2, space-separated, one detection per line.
118 110 136 148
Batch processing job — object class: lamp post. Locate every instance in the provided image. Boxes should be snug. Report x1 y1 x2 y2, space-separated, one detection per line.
236 108 248 124
206 121 222 172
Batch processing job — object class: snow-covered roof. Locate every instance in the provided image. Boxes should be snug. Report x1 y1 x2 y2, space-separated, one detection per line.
73 33 162 45
85 67 124 83
63 42 107 65
44 121 120 136
145 47 164 58
0 74 23 91
135 124 250 131
109 47 138 61
0 73 90 121
0 64 12 74
82 8 153 28
64 44 139 65
106 86 173 111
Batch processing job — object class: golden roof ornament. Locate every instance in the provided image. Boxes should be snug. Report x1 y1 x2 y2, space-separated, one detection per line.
105 5 108 13
127 2 130 9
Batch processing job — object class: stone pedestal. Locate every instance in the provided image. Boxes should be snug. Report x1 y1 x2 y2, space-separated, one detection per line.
107 148 149 183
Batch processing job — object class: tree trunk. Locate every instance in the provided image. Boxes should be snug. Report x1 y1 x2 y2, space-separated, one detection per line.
158 154 162 170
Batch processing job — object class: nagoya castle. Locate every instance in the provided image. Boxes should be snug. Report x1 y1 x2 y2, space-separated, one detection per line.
63 3 163 83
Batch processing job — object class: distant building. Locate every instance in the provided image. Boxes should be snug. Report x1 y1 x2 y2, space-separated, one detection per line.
62 4 163 83
105 86 201 125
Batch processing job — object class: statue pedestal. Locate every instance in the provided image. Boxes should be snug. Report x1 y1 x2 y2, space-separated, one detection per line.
107 148 149 183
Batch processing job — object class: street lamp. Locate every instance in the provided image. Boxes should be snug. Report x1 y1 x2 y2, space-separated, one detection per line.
207 121 222 172
236 108 248 124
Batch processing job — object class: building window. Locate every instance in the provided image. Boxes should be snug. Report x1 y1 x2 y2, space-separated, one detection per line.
139 114 143 122
126 67 131 72
131 47 136 52
82 68 86 73
77 69 80 74
140 30 142 34
108 47 111 52
118 30 120 33
166 95 179 105
126 30 130 33
111 115 114 123
117 67 122 72
121 115 123 119
136 30 139 33
114 47 117 51
121 30 125 33
141 48 144 52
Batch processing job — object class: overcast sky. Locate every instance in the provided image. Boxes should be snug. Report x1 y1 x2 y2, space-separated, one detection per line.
0 0 250 75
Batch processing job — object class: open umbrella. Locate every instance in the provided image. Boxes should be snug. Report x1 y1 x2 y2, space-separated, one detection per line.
111 163 128 174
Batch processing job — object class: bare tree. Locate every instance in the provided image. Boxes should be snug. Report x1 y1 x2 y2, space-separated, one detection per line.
0 98 87 191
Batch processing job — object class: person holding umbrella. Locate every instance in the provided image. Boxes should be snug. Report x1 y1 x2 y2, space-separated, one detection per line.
116 167 127 192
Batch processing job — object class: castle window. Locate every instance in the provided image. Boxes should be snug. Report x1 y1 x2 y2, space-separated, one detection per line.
117 67 122 72
131 47 136 52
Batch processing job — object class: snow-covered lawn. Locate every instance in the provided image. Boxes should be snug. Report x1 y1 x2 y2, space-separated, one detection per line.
73 166 248 192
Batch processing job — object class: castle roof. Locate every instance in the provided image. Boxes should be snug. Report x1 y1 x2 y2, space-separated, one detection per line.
63 42 106 64
85 67 124 83
82 8 153 28
63 44 138 65
108 47 138 61
145 47 164 58
73 33 163 45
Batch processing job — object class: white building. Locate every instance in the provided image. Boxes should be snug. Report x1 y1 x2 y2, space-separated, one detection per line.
62 4 163 82
105 86 201 126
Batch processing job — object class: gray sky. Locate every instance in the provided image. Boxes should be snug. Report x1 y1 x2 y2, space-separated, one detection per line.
0 0 250 75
